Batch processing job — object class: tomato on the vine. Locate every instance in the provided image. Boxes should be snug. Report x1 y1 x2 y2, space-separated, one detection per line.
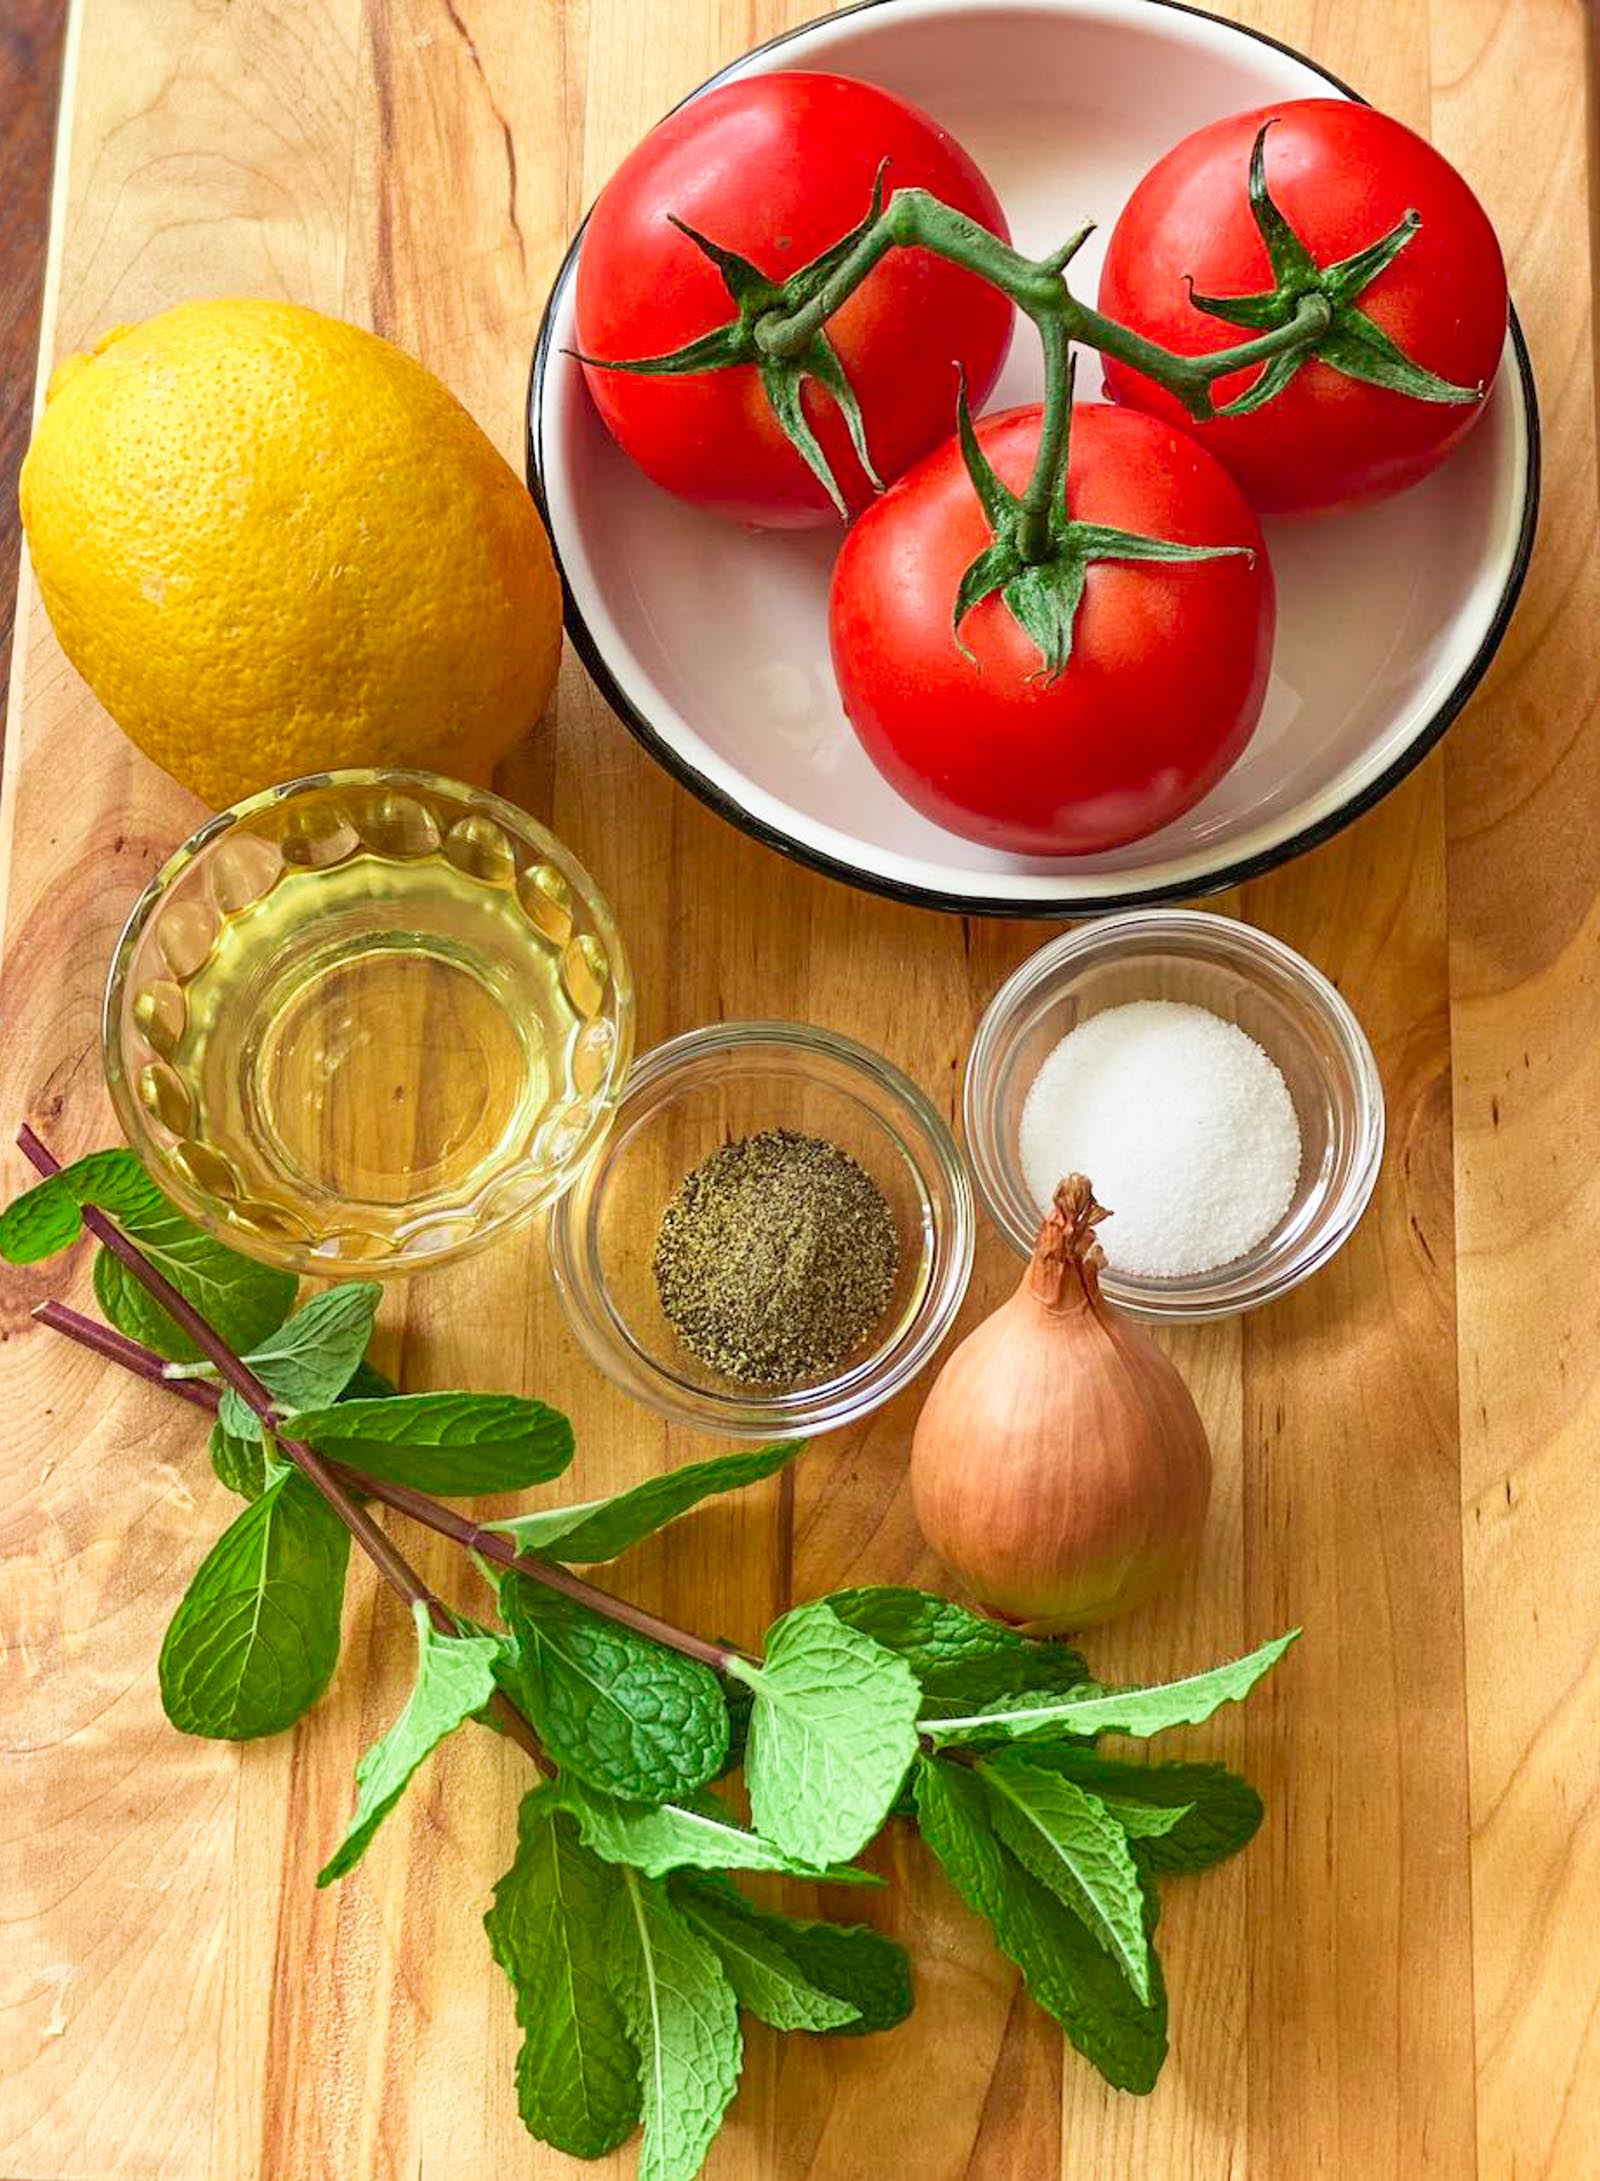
575 72 1013 528
829 403 1274 857
1098 100 1507 516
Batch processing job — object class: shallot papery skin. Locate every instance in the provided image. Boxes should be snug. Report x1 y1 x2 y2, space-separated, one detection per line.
909 1176 1212 1630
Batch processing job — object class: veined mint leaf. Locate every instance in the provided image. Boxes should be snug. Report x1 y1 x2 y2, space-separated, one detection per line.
671 1873 911 2037
209 1415 282 1502
499 1574 728 1801
91 1200 297 1365
976 1752 1153 2002
1020 1750 1263 1875
824 1587 1090 1718
212 1282 381 1437
730 1601 920 1867
158 1468 349 1739
924 1632 1298 1747
317 1603 499 1884
559 1777 871 1883
914 1755 1167 2093
485 1786 640 2159
488 1441 801 1565
608 1869 742 2181
0 1147 161 1262
670 1874 860 2032
289 1391 575 1494
211 1344 393 1504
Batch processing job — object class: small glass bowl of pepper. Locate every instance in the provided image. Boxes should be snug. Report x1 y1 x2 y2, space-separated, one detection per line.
547 1020 975 1438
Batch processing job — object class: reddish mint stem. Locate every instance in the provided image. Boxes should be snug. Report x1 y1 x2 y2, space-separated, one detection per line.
31 1286 745 1673
17 1126 549 1767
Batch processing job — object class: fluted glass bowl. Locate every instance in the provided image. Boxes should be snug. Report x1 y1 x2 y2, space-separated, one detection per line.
547 1021 975 1437
104 769 634 1276
964 910 1384 1320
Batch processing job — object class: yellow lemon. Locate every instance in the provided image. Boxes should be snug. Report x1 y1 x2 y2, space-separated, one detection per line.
20 298 563 808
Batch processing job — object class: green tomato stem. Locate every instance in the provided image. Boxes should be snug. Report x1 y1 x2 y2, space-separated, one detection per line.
1016 314 1074 564
752 187 1335 425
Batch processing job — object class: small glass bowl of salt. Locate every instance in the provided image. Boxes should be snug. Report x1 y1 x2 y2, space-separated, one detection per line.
965 911 1384 1321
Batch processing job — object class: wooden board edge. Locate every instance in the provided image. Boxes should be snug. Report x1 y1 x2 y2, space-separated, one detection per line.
0 0 87 965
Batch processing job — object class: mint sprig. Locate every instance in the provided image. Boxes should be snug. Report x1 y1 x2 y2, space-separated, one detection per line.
10 1128 1299 2178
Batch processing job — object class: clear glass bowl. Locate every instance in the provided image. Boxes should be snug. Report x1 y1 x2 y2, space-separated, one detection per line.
103 769 634 1276
547 1021 975 1437
964 911 1384 1321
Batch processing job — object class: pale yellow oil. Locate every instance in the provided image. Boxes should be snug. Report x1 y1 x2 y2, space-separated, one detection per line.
130 808 617 1261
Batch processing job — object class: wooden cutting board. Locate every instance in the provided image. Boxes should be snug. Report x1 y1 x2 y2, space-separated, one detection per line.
2 2 1596 2176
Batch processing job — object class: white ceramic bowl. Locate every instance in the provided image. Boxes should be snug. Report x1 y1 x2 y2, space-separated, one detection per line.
529 0 1538 916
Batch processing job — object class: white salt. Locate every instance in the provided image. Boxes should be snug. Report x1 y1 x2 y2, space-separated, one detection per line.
1018 1000 1302 1278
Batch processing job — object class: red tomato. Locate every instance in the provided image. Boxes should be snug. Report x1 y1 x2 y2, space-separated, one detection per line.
575 72 1013 528
829 405 1274 856
1099 101 1507 515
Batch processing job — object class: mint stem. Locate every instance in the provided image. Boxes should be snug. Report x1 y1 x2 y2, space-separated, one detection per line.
16 1124 549 1769
31 1276 745 1676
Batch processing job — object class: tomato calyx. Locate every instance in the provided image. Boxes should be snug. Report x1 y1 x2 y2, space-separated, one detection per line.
1186 119 1485 417
951 371 1254 681
571 170 890 515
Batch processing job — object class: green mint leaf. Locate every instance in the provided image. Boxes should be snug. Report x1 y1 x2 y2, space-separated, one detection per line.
669 1875 860 2032
608 1869 742 2181
730 1601 920 1867
209 1416 282 1502
914 1755 1167 2093
1020 1750 1263 1875
157 1468 349 1739
340 1356 397 1401
288 1391 575 1494
0 1147 162 1262
211 1352 398 1503
485 1786 640 2159
718 1670 753 1778
671 1872 911 2037
228 1281 382 1420
488 1441 802 1565
558 1776 870 1883
317 1603 499 1884
498 1574 728 1801
924 1631 1298 1746
976 1753 1154 2002
91 1194 297 1365
825 1588 1090 1719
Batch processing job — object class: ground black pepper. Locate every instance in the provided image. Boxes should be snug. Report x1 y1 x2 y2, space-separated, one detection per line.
653 1127 900 1388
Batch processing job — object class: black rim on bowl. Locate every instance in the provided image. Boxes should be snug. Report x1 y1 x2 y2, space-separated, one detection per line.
526 0 1542 920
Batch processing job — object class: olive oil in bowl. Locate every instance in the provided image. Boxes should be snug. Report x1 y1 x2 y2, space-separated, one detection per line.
105 773 633 1273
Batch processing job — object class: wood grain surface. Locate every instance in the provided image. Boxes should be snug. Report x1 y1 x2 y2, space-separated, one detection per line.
1 3 1595 2179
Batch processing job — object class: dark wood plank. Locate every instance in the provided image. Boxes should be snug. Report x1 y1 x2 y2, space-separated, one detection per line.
0 0 68 758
